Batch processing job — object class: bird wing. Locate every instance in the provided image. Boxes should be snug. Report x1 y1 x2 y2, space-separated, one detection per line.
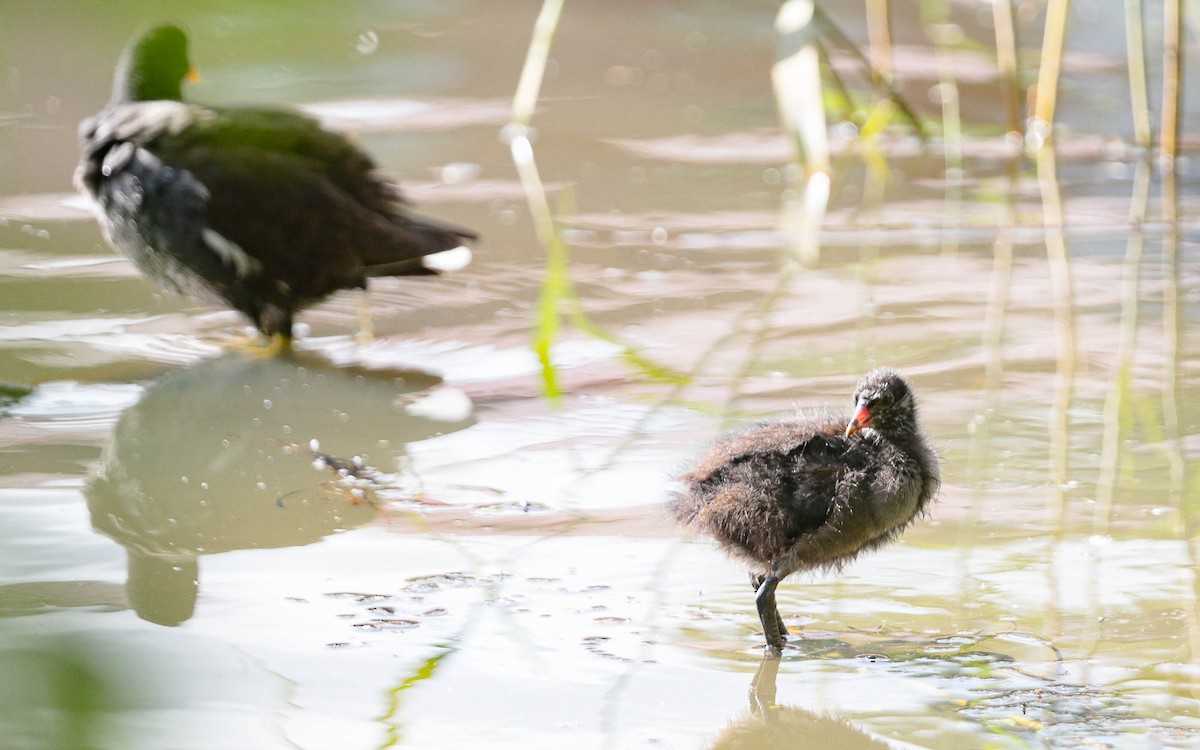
150 139 409 289
685 413 847 483
777 432 864 539
199 107 475 241
683 416 865 543
79 101 470 285
82 101 405 223
197 105 407 220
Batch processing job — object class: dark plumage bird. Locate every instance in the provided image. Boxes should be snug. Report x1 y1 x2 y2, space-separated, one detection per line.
75 24 476 344
670 368 939 657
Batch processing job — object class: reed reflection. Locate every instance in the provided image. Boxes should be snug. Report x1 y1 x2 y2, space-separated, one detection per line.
1035 140 1078 645
85 352 474 626
1159 150 1198 699
1093 157 1151 535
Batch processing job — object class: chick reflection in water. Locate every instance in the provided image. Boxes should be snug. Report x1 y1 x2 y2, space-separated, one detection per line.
86 353 474 626
710 657 895 750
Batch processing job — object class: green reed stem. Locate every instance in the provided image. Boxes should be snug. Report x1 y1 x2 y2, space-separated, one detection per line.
812 4 926 139
1124 0 1153 149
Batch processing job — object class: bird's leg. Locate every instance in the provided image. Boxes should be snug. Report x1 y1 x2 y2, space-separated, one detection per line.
749 572 789 638
753 573 786 657
356 288 375 346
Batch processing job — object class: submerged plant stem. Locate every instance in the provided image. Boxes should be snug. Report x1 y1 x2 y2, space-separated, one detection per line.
510 133 568 399
1036 145 1077 536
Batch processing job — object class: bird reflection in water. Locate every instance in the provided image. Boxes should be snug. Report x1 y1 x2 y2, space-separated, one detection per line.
85 352 474 626
708 656 896 750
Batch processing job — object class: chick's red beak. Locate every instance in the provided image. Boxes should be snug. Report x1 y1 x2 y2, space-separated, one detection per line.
845 403 873 437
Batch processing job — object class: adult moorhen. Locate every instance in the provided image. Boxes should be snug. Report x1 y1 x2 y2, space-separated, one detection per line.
671 367 940 657
75 24 476 345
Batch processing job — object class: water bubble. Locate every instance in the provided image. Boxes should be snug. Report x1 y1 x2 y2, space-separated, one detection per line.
263 399 272 410
356 30 379 55
604 65 640 87
256 481 267 491
930 23 964 46
440 162 481 184
650 227 668 245
834 121 859 140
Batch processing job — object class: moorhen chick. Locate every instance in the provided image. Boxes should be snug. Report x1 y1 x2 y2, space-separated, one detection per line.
671 368 939 657
75 24 476 345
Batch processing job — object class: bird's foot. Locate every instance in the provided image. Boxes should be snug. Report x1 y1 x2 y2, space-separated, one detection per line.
262 333 294 357
226 332 293 358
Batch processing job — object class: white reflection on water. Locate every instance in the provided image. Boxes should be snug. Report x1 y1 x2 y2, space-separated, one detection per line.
6 381 143 426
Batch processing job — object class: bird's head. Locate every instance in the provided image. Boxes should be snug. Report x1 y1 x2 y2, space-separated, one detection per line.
845 368 916 438
110 24 197 105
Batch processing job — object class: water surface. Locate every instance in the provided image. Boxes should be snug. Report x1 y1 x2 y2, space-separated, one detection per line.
1 2 1199 748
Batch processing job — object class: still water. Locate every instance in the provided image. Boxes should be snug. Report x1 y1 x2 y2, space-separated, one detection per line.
1 1 1199 748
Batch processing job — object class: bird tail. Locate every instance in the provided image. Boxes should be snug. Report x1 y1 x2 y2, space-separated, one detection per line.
364 215 476 278
365 246 473 278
